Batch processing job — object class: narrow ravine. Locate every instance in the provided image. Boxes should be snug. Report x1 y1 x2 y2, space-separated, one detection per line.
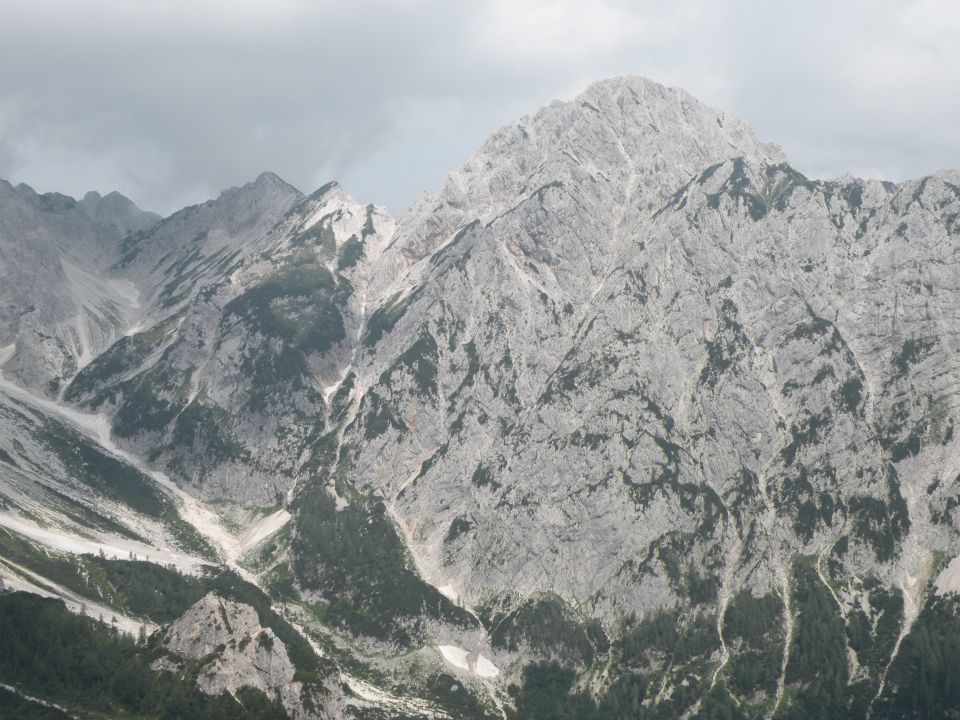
710 524 741 690
771 560 794 719
753 464 793 720
0 371 484 718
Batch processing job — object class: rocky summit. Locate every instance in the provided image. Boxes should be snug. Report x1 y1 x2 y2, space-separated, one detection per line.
2 76 960 719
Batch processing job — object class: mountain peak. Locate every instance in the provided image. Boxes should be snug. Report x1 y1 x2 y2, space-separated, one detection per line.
307 180 343 201
212 171 303 210
389 76 786 267
78 188 159 231
577 74 672 100
573 75 786 164
454 74 785 209
252 170 300 194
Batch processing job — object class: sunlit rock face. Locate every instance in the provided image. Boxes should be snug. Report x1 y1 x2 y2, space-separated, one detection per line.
5 76 960 718
160 593 339 719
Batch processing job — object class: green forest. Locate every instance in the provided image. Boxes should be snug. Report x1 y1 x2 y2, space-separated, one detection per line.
0 591 289 719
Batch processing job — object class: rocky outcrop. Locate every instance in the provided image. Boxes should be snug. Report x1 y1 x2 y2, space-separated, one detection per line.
0 180 158 393
160 593 335 719
56 177 394 503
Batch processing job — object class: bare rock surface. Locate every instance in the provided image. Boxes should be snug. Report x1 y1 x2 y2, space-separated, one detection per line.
4 75 960 718
161 592 333 720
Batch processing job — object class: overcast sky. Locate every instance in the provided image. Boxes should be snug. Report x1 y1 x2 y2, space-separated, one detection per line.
1 0 958 216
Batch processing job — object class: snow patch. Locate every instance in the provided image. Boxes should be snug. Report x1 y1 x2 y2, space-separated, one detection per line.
436 645 499 678
0 343 14 367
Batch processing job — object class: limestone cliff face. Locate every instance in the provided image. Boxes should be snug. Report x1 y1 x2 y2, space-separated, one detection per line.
4 76 960 717
327 78 958 618
61 179 393 502
0 180 158 393
289 78 960 714
160 593 338 720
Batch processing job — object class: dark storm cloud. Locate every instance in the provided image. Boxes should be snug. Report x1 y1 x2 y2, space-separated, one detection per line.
1 0 958 216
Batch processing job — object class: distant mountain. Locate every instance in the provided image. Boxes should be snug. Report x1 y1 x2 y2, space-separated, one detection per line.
0 180 159 392
2 77 960 719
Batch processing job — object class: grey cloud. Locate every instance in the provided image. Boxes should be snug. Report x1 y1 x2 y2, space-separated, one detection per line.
1 0 958 216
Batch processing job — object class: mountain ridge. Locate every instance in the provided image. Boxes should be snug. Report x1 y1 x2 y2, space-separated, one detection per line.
2 75 960 719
